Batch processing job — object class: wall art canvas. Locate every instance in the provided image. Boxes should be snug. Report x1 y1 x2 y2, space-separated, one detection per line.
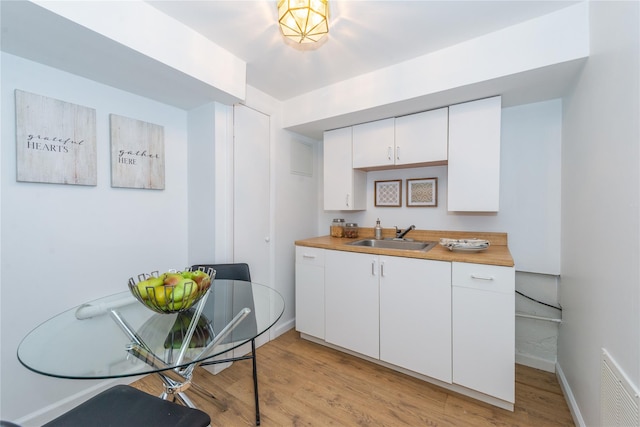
375 179 402 207
15 90 97 185
110 114 165 190
407 177 438 207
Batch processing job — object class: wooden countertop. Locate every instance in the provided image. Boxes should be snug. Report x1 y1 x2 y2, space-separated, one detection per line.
295 228 515 267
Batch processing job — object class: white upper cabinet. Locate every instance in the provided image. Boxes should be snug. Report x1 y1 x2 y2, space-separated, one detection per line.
448 96 502 212
352 109 449 170
323 127 367 211
352 118 395 169
394 107 449 166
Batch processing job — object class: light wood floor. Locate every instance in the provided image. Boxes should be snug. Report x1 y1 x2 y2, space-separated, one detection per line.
131 329 575 426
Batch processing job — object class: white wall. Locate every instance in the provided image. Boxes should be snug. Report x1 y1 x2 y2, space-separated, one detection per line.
272 130 320 335
187 102 218 264
0 53 190 422
559 2 640 426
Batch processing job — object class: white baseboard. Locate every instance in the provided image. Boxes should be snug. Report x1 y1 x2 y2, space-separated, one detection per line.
515 351 556 373
272 318 295 339
556 362 586 427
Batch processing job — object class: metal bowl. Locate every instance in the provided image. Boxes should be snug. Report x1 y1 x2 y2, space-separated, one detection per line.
128 267 215 314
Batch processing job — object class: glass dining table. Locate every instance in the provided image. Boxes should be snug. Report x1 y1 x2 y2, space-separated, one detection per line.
17 279 285 426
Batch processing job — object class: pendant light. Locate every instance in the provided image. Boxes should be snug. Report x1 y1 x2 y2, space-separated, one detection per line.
277 0 329 44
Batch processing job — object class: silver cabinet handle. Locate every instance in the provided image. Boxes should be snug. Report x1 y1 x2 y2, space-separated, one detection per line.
345 194 350 207
396 146 400 161
380 261 385 277
471 274 494 281
387 146 392 160
371 260 377 276
302 254 316 259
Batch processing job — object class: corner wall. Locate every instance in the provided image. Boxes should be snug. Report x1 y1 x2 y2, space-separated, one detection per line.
559 2 640 426
0 53 190 422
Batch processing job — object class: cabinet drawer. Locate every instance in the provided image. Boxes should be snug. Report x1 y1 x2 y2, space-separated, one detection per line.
296 246 325 267
452 262 514 294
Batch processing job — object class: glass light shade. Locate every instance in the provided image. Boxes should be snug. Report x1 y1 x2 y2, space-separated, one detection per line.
278 0 329 44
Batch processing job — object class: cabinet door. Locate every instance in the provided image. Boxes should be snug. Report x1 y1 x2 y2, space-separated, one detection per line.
323 127 367 210
325 250 379 359
295 247 325 339
352 118 395 169
452 262 515 403
448 96 501 212
380 257 452 383
394 108 448 165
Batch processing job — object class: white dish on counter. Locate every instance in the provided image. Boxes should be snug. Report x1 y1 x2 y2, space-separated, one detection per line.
439 238 490 252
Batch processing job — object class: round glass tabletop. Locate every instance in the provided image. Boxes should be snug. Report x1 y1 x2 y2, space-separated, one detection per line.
17 280 285 379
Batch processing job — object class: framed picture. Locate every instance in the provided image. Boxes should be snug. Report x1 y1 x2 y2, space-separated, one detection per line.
15 90 97 186
110 114 165 190
407 177 438 207
375 179 402 207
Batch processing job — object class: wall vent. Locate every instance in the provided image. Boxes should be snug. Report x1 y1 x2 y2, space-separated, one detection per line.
601 348 639 427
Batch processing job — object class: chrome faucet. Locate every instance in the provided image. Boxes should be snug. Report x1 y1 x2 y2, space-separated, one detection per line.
395 225 415 240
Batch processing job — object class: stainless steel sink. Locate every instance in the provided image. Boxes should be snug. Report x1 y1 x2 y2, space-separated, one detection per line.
346 238 437 252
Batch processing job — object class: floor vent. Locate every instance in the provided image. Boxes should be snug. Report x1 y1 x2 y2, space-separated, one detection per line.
601 348 639 427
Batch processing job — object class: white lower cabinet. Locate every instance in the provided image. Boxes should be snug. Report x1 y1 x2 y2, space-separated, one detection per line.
452 262 515 403
325 250 452 381
295 246 325 339
325 250 380 359
380 257 452 383
297 247 515 407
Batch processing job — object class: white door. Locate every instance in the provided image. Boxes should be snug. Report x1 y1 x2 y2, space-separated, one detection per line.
233 105 271 286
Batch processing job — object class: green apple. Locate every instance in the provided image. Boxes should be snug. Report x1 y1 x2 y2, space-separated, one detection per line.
163 273 182 287
169 299 185 311
150 284 171 307
171 278 197 303
189 270 211 287
136 276 163 299
135 278 152 299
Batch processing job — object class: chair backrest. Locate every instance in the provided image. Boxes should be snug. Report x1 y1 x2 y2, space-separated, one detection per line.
191 263 251 282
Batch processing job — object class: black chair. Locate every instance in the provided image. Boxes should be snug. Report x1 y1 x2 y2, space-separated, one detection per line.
193 262 251 282
41 384 210 427
191 263 262 426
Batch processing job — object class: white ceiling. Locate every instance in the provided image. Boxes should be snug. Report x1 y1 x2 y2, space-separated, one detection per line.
147 1 579 101
1 0 584 138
